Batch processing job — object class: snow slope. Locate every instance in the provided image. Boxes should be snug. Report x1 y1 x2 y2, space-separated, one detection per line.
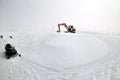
0 32 120 80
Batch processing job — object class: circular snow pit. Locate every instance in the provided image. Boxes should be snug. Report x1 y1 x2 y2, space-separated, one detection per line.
25 33 110 70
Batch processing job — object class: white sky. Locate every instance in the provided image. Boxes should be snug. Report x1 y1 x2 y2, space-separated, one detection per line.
0 0 120 33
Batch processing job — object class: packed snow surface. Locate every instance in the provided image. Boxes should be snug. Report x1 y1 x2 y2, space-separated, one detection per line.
0 32 120 80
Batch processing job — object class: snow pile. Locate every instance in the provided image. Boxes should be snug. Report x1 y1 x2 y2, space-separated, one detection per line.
0 32 120 80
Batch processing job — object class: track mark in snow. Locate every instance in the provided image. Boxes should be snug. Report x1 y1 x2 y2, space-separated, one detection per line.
21 57 60 72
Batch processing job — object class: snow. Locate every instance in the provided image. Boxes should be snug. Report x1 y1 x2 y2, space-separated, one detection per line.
0 32 120 80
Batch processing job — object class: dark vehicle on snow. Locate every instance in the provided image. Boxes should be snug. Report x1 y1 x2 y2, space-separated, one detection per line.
5 44 18 59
